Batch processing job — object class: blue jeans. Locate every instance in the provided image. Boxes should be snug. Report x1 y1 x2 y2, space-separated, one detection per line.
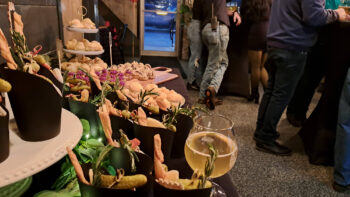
254 47 307 143
200 23 229 99
187 20 203 84
334 67 350 186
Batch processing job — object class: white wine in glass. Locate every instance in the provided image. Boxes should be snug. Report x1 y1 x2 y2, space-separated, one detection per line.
185 131 237 178
184 115 238 179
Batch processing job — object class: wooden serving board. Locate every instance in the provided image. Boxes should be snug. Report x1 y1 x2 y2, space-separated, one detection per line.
137 67 179 86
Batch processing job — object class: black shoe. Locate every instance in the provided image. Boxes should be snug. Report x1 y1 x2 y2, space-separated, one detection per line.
333 182 350 193
187 81 200 90
256 141 292 156
287 113 306 127
248 88 259 104
253 132 280 142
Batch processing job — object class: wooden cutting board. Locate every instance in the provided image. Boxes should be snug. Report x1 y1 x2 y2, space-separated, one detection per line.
138 67 179 86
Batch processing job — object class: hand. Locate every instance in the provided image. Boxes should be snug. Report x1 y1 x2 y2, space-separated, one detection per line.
227 10 234 16
233 12 242 26
336 8 350 22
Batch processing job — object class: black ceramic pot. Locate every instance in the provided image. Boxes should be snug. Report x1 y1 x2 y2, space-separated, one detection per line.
0 68 62 141
133 123 175 162
153 179 212 197
110 114 134 140
37 66 63 91
78 148 153 197
68 99 103 139
171 114 194 158
0 105 9 163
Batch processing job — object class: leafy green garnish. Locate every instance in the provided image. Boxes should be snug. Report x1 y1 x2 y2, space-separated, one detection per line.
90 83 113 106
138 89 159 106
52 139 105 190
118 129 139 173
93 144 114 186
199 144 217 189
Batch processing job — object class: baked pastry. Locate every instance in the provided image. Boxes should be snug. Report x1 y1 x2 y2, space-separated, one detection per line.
82 18 96 29
69 19 84 28
65 39 102 51
66 39 78 50
74 41 85 51
111 61 154 81
68 18 96 29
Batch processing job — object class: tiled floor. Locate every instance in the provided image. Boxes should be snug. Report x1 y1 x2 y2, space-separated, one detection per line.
177 59 349 196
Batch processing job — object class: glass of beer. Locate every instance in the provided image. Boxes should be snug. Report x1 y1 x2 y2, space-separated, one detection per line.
227 1 238 13
340 0 350 16
184 114 238 196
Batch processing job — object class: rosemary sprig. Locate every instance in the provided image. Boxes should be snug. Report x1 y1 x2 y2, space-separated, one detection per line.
93 144 114 186
163 105 209 132
162 106 179 131
11 31 29 54
118 129 139 173
90 83 113 106
178 105 209 118
138 89 159 106
199 144 217 189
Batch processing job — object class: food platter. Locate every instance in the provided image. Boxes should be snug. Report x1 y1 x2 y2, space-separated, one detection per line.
0 107 83 187
66 26 99 33
63 48 104 56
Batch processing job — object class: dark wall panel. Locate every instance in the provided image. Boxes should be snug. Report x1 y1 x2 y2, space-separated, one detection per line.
0 1 59 63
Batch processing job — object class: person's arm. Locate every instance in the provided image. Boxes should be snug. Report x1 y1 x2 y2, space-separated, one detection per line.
301 0 340 26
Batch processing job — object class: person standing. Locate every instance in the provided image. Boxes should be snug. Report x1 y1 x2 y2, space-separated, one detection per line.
333 67 350 193
253 0 349 155
241 0 272 104
186 18 203 90
193 0 241 109
286 0 341 127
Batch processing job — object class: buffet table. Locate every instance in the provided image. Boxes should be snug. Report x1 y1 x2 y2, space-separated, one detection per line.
21 68 239 197
299 22 350 166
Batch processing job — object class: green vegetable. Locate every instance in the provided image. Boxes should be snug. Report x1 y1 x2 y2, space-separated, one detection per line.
52 139 105 190
100 174 147 189
0 78 12 92
121 110 131 119
34 191 73 197
80 119 90 133
38 179 81 197
93 145 114 186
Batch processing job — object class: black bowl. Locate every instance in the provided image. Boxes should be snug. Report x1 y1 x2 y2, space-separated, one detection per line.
110 115 134 140
37 66 63 91
171 114 194 158
68 99 104 139
0 68 62 141
153 179 212 197
0 105 9 163
133 123 175 162
78 148 153 197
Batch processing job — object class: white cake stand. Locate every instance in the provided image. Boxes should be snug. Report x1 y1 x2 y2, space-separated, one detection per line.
0 108 83 187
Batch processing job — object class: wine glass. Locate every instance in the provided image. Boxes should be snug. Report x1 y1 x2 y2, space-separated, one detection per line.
184 114 238 197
